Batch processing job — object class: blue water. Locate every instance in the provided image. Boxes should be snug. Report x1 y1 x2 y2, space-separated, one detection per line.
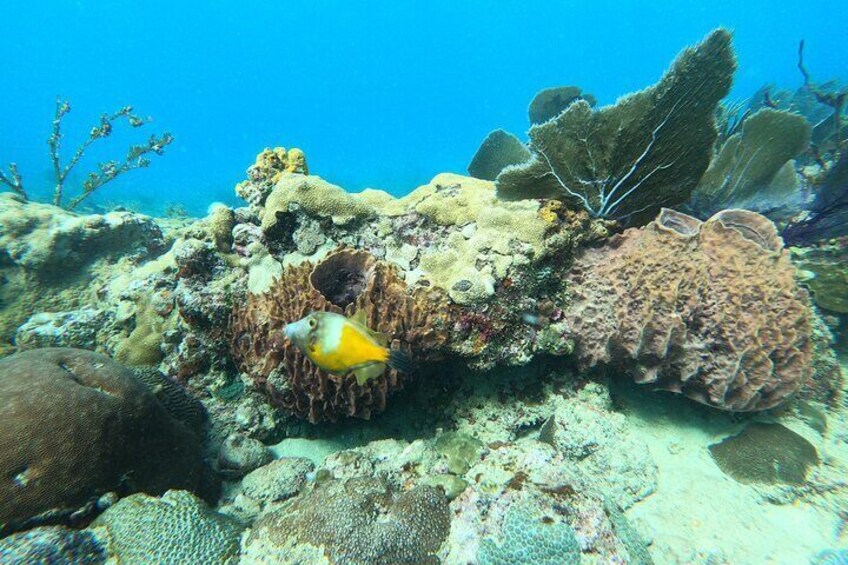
1 1 846 215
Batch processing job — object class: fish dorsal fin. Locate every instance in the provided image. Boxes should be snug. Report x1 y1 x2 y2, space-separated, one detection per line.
354 363 386 386
348 309 388 346
350 308 368 327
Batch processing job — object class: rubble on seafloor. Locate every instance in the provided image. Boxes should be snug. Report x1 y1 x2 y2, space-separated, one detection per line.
1 31 848 565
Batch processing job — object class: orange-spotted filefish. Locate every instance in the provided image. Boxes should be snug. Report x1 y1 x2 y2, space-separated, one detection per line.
284 311 415 385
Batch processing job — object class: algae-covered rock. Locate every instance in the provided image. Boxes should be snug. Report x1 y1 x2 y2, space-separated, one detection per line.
0 525 110 565
496 29 736 225
467 129 531 181
92 490 242 565
708 423 820 485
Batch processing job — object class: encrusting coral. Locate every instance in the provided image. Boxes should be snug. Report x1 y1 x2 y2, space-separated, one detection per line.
0 348 204 535
241 477 450 565
231 248 450 422
565 208 814 411
496 28 736 225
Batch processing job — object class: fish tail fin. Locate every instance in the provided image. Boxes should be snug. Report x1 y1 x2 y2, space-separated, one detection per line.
387 348 416 375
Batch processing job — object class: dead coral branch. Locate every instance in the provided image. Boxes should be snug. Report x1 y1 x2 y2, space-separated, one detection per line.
0 163 25 200
47 97 173 210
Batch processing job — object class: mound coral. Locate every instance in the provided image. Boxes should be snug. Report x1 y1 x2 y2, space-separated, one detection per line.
496 28 736 225
565 208 813 411
241 478 450 565
708 423 819 485
231 248 450 422
0 348 203 535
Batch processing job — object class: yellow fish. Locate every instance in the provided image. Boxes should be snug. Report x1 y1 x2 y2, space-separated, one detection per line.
284 311 415 385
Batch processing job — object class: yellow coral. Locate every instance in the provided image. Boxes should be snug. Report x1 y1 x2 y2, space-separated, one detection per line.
251 147 308 184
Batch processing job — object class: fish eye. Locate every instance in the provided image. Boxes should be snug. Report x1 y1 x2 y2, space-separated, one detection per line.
308 318 317 328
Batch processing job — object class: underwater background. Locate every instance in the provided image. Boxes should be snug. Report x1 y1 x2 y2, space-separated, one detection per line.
1 0 847 214
1 2 848 565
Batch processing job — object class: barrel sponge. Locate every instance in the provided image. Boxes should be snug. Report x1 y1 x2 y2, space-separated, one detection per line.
565 208 813 411
91 490 242 565
0 348 204 534
241 478 450 565
230 248 450 422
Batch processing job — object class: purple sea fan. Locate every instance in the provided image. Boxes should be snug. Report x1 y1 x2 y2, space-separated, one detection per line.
783 152 848 245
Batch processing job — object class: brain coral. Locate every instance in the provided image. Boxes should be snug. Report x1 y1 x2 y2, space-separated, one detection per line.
0 348 203 534
241 477 450 565
565 208 813 411
90 490 242 565
231 248 450 422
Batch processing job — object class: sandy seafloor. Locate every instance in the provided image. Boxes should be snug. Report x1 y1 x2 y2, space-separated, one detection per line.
620 357 848 564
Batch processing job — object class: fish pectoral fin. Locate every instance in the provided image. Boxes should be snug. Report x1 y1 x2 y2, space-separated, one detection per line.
353 363 386 386
349 309 389 346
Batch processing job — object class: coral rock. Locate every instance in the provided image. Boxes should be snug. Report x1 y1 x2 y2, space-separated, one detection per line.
565 208 813 411
0 348 203 534
231 248 449 422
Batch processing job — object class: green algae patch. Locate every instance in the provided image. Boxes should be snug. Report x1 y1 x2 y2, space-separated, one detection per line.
708 423 819 486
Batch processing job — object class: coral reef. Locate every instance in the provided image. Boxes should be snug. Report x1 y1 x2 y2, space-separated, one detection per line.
496 29 736 225
467 129 531 181
91 490 242 565
442 439 653 563
231 248 450 422
0 348 203 534
565 208 813 411
528 85 596 125
0 193 167 347
708 423 820 485
538 383 657 507
241 478 450 565
692 108 811 215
